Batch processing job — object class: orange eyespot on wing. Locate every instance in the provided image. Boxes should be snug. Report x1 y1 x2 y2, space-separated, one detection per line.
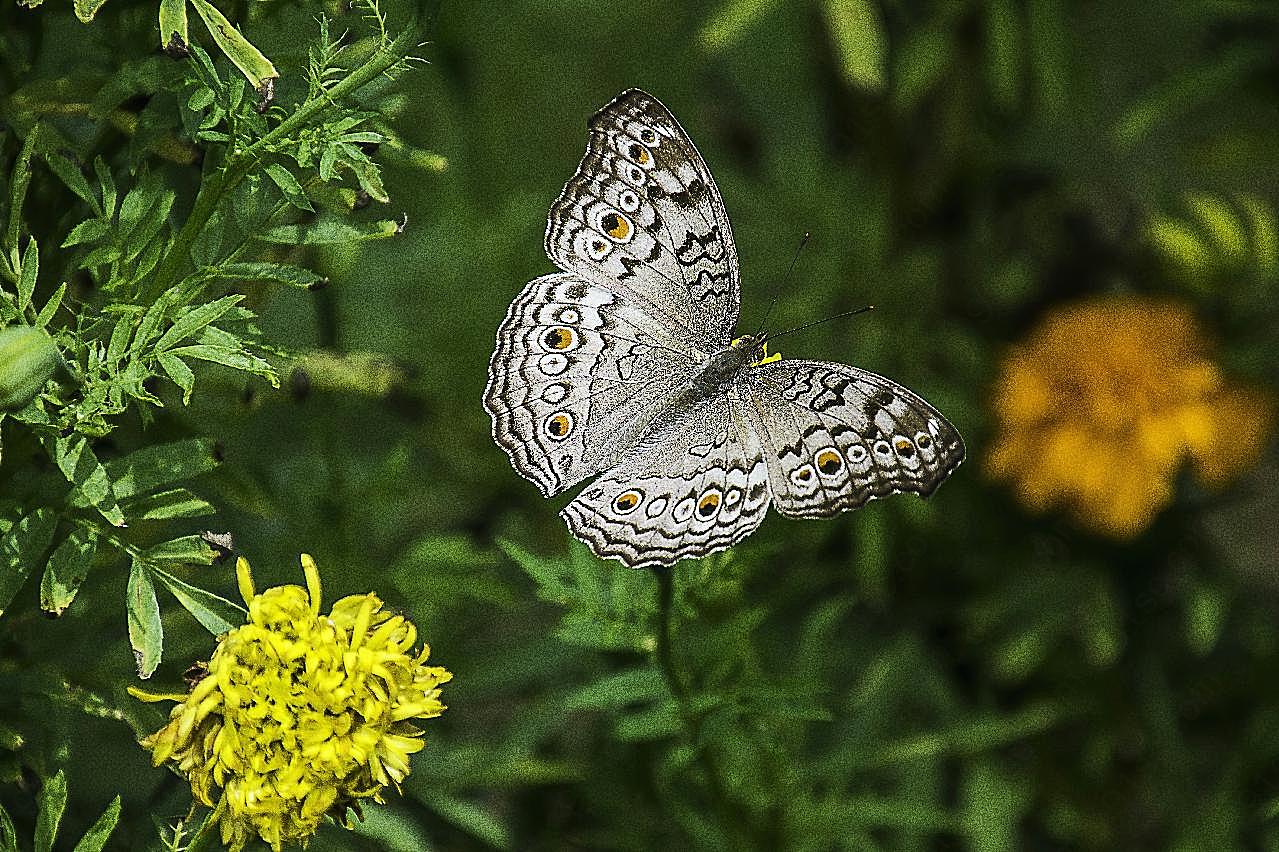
816 449 843 475
613 490 642 514
542 327 576 351
696 490 721 518
600 211 632 241
544 412 574 440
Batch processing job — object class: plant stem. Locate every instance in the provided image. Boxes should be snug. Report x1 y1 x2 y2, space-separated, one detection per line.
650 566 751 846
145 22 419 301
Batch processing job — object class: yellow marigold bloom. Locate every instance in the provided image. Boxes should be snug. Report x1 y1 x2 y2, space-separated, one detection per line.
131 555 452 851
986 296 1272 537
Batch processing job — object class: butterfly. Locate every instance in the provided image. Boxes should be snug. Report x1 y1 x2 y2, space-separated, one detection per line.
484 89 964 569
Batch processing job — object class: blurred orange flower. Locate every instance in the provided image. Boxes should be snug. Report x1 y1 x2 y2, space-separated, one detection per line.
986 296 1272 537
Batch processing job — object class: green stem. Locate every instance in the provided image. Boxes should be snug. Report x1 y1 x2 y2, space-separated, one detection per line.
650 567 750 846
145 22 419 301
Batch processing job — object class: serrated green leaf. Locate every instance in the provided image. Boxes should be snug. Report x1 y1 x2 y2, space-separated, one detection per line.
165 343 278 384
149 565 244 635
62 218 110 248
158 352 195 403
71 795 121 852
265 164 314 211
123 488 215 520
158 0 188 52
34 770 67 852
35 283 66 328
154 295 242 351
143 535 217 566
40 527 98 616
43 151 99 215
18 238 38 313
193 261 325 290
258 217 402 245
51 434 125 526
127 558 163 678
105 438 221 500
188 0 278 87
0 508 59 618
341 145 389 203
8 127 40 252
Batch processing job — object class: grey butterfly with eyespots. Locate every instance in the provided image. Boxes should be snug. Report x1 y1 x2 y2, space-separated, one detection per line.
484 89 964 568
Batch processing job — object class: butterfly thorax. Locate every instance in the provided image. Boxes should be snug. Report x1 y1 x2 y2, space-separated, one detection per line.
688 336 764 397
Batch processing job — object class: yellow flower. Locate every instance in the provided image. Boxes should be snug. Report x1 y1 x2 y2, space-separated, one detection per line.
131 555 452 851
986 296 1272 537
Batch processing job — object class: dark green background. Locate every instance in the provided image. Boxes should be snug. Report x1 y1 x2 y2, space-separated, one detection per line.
3 0 1279 848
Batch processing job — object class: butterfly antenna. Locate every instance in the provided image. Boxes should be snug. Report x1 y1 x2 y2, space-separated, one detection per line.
761 305 875 344
752 231 810 338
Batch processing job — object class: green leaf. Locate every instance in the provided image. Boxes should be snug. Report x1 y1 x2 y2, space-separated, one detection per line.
194 261 325 290
51 434 125 526
143 535 218 566
418 792 511 850
0 802 16 851
18 238 38 313
105 438 221 500
8 126 40 252
123 488 215 521
158 352 195 403
73 0 109 22
823 0 887 94
40 528 98 616
35 283 66 328
188 0 278 87
149 565 245 635
165 343 278 384
43 151 100 215
62 218 110 248
71 795 121 852
35 770 68 852
258 216 403 245
984 0 1023 110
499 539 571 605
563 667 666 712
699 0 784 51
127 558 163 678
265 164 314 211
154 295 242 351
0 508 59 618
158 0 189 52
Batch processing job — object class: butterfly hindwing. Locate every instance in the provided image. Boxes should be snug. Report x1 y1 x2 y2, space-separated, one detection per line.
484 272 697 497
561 392 771 568
545 89 740 349
743 360 965 518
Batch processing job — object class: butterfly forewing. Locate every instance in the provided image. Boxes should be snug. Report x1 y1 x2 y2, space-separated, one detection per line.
545 89 741 349
742 360 965 518
561 393 770 568
484 272 697 497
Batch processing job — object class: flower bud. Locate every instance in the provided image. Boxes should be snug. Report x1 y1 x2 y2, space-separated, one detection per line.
0 326 61 411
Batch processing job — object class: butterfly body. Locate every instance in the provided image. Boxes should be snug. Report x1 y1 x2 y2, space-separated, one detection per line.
485 90 964 568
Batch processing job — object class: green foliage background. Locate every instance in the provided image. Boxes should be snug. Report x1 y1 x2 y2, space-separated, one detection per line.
2 0 1279 848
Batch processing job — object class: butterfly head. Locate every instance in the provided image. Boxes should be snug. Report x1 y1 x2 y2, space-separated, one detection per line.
730 335 781 367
